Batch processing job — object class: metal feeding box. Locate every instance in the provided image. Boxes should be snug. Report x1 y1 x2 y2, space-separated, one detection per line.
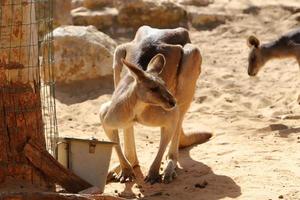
57 138 115 193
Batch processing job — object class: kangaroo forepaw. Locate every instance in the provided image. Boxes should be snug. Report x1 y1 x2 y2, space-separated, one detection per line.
116 167 136 183
162 161 177 184
108 165 135 183
144 171 162 185
107 164 121 182
107 161 140 183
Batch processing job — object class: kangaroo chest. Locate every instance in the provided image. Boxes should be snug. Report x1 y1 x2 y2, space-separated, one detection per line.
134 105 176 127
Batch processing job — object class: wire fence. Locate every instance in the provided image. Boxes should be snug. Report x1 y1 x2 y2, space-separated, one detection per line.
0 0 58 156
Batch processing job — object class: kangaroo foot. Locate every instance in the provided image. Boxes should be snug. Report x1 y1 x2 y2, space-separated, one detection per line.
144 170 162 185
162 160 177 184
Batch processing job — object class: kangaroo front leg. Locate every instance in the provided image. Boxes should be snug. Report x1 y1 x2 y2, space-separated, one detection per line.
100 102 135 182
103 126 135 183
107 126 139 181
124 126 139 167
163 117 183 183
145 126 174 184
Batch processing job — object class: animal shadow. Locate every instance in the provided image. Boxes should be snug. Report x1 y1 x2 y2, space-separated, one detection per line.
55 76 114 105
119 146 241 200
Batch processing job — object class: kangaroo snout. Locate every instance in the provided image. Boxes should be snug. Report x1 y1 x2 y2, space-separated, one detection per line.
248 67 257 76
168 99 176 108
248 71 257 76
163 95 177 110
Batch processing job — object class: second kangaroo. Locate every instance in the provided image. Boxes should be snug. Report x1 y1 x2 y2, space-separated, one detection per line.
247 28 300 76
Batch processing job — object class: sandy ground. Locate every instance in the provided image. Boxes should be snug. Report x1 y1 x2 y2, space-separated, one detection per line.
56 0 300 199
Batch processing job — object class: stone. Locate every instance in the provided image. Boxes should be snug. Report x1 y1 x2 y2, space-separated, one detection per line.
115 0 187 28
83 0 113 9
72 0 84 9
188 9 229 29
48 26 117 83
178 0 212 7
72 7 118 30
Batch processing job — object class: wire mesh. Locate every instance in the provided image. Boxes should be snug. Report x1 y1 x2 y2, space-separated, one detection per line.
0 0 58 156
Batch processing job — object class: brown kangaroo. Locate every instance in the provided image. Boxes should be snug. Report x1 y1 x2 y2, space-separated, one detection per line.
100 26 212 184
247 28 300 76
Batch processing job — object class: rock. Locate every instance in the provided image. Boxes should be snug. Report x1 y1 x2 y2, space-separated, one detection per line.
83 0 113 9
115 0 187 28
49 26 116 83
188 9 229 29
178 0 212 7
54 0 72 26
72 7 118 30
72 0 84 9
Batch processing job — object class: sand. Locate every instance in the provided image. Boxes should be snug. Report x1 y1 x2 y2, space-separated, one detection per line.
56 0 300 199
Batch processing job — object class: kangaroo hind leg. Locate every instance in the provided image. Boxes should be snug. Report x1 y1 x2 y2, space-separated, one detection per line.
176 44 212 148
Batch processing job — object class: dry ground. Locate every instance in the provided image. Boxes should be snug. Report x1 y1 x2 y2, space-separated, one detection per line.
56 0 300 199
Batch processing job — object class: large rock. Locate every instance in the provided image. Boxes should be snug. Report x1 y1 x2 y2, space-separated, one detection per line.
188 8 229 29
83 0 113 9
72 0 84 9
51 26 116 83
115 0 187 28
72 7 118 30
178 0 212 7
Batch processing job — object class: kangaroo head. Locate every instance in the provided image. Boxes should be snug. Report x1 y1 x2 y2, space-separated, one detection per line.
247 35 265 76
121 54 176 110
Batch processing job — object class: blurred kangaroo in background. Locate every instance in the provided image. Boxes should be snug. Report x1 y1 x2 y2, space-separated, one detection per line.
247 28 300 76
247 28 300 104
100 26 212 184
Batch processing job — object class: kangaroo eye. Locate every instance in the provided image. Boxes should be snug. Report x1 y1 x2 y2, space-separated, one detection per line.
150 86 159 92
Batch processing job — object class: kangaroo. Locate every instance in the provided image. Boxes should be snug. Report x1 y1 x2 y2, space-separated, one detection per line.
100 26 212 184
247 28 300 76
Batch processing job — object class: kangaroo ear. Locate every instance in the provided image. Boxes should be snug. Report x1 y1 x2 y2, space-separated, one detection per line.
147 54 166 75
247 35 260 48
122 58 146 81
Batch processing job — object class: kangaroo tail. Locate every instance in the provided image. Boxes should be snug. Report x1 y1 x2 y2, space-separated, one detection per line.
179 128 213 149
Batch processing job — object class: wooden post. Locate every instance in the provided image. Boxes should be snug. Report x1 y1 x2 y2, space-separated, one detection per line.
24 140 92 193
0 0 92 194
0 0 53 190
0 192 125 200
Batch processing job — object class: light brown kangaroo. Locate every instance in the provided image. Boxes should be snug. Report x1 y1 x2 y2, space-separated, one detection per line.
247 28 300 76
100 26 212 184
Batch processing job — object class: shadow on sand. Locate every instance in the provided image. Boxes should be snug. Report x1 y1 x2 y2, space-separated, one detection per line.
117 146 241 200
55 76 114 105
258 123 300 138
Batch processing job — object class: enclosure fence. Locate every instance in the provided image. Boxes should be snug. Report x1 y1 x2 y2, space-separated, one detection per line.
0 0 58 156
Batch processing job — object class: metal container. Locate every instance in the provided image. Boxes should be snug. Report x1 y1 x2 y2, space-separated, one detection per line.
57 138 115 193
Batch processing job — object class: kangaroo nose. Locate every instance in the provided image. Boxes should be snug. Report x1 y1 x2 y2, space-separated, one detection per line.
248 66 257 76
169 99 176 107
